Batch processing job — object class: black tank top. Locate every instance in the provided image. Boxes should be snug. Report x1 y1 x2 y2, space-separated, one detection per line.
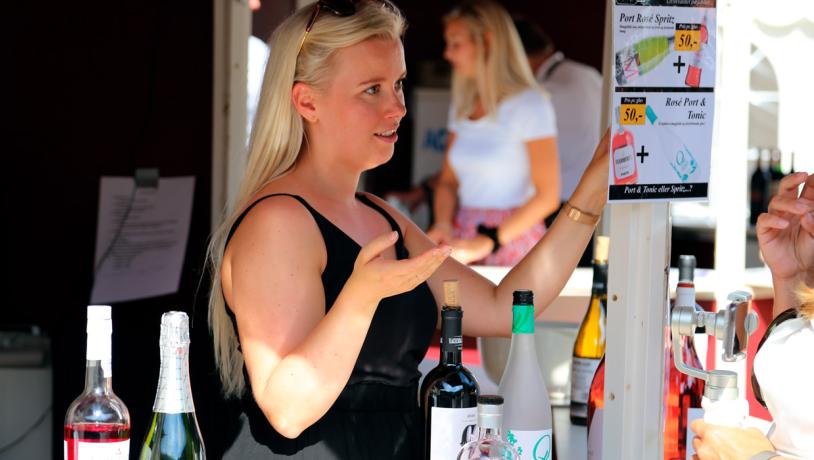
224 193 438 388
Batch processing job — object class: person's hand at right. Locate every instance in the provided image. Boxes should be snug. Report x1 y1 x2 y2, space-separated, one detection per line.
426 222 454 245
690 420 776 460
757 172 814 286
344 231 452 307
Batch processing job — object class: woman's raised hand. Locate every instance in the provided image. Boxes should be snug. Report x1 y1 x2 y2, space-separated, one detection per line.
345 231 452 306
569 128 611 215
756 172 814 284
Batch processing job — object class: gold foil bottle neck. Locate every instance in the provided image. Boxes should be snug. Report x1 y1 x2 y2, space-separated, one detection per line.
594 236 610 263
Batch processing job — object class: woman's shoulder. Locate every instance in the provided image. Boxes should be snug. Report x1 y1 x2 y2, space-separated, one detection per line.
357 192 409 232
498 87 552 118
227 191 324 257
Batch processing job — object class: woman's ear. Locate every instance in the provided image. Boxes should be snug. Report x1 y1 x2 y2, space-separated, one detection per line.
292 82 318 123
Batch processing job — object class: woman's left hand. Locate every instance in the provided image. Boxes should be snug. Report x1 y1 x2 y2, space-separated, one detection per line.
690 419 775 460
569 128 610 215
448 235 493 265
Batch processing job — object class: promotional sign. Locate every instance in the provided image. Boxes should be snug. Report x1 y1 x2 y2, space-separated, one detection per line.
609 0 716 202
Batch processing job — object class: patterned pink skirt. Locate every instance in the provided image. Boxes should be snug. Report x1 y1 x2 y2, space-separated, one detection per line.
453 207 546 267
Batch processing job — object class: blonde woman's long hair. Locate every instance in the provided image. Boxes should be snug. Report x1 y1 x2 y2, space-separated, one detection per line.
444 0 541 120
206 1 406 398
799 283 814 320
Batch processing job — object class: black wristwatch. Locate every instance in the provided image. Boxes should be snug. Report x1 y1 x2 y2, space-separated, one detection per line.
476 224 501 254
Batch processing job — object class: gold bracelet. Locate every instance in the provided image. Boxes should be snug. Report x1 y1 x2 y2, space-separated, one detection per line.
562 201 601 227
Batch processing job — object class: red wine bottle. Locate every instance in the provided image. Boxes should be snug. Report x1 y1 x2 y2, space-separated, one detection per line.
421 280 479 460
586 355 605 460
64 305 131 460
664 255 704 460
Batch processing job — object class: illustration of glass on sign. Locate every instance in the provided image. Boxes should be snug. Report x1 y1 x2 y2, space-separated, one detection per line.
645 106 698 183
615 35 674 85
612 106 639 185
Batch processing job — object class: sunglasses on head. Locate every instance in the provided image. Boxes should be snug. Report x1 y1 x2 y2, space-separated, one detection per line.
298 0 358 55
297 0 396 55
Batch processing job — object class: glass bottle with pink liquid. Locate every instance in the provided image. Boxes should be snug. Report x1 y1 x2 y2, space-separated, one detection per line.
64 305 131 460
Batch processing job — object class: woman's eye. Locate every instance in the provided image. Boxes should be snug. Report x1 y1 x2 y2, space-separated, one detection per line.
395 79 406 91
365 85 380 95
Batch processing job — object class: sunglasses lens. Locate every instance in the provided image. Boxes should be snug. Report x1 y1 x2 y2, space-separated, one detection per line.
319 0 357 17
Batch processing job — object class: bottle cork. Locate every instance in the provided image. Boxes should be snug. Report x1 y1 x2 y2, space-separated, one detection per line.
594 236 610 263
443 280 460 308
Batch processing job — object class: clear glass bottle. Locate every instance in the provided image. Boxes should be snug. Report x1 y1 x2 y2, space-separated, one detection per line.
421 280 479 460
64 305 131 460
570 236 609 425
456 395 519 460
139 311 206 460
498 290 554 460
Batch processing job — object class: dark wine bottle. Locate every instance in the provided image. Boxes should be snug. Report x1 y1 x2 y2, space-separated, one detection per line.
421 280 479 460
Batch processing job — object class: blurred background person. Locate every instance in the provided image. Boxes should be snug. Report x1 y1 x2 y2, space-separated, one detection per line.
428 0 561 267
515 16 602 266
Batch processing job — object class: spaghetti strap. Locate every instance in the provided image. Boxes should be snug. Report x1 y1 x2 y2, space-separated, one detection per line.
225 193 314 247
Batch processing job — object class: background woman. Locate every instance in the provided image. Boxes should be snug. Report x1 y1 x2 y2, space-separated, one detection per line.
427 0 561 266
207 1 609 458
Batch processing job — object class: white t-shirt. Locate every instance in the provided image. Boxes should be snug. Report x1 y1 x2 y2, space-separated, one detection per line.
752 316 814 459
536 52 603 201
447 88 557 209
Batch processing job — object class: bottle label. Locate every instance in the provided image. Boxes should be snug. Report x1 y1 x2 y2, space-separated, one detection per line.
684 407 704 459
512 305 535 334
613 144 636 180
571 357 601 405
429 406 477 460
587 408 603 460
506 429 553 460
64 440 129 460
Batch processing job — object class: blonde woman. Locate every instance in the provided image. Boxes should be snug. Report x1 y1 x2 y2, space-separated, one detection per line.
208 1 609 457
427 0 561 266
692 172 814 460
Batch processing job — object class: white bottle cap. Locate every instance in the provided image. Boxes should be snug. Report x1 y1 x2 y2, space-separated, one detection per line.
87 305 112 334
86 305 112 373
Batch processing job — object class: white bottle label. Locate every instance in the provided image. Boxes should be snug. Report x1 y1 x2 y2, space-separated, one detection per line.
613 144 636 180
570 357 601 405
684 407 704 459
64 440 129 460
587 408 603 460
506 429 553 460
429 406 477 460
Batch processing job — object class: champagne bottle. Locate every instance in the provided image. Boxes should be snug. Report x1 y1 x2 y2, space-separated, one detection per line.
570 236 609 425
664 256 704 460
421 280 480 460
456 395 519 460
586 356 605 460
498 290 554 460
139 312 206 460
64 305 131 460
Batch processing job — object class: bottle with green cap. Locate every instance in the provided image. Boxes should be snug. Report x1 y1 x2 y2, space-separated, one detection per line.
498 290 554 460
